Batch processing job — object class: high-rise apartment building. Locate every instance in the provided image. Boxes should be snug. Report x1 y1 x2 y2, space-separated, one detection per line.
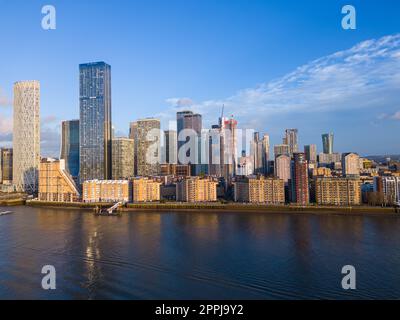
234 176 285 204
132 177 161 202
60 119 80 178
79 62 112 183
274 144 290 158
275 154 291 184
134 118 161 176
342 153 360 176
283 129 298 155
164 130 177 164
304 144 317 164
13 81 40 194
322 133 334 154
112 137 134 179
38 158 80 202
315 177 361 206
290 152 309 205
176 177 218 202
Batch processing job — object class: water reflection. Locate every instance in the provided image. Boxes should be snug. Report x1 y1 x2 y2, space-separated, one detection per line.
0 206 399 299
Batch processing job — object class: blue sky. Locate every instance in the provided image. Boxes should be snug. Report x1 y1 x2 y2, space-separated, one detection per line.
0 0 399 156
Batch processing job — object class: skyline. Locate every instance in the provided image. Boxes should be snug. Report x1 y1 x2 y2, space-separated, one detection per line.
0 0 399 156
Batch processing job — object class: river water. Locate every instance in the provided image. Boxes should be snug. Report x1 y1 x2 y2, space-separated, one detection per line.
0 206 399 299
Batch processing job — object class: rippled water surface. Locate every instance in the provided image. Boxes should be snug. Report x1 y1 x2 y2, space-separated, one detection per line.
0 206 399 299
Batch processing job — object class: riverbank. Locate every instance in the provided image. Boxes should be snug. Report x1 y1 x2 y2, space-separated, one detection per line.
23 200 399 216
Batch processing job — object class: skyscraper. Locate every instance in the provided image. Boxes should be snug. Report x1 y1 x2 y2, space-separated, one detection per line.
221 116 238 180
251 132 263 174
176 110 194 163
79 62 112 183
274 144 290 158
134 118 161 176
304 144 317 164
164 130 177 164
262 134 270 174
60 120 80 178
322 133 334 154
275 154 291 184
284 129 299 155
290 152 309 205
13 81 40 194
112 137 134 179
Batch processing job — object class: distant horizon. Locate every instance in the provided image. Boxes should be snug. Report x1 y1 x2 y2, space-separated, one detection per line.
0 0 399 157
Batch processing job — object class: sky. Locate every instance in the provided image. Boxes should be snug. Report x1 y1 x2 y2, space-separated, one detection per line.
0 0 399 157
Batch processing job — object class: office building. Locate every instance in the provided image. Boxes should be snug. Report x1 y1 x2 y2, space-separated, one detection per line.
164 130 177 164
220 117 238 180
234 176 285 204
322 133 334 154
60 119 80 178
304 144 317 164
13 80 40 194
38 158 80 202
315 177 362 206
132 177 161 202
112 137 134 179
283 129 298 155
79 62 112 183
176 176 218 202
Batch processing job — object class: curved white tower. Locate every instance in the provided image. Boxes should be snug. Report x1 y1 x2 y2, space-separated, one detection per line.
13 81 40 194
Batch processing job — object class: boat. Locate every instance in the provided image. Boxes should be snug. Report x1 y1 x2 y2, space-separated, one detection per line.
0 211 13 216
94 202 124 216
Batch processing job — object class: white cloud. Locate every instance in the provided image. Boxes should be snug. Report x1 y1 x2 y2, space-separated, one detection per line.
0 87 12 107
163 34 400 130
392 111 400 120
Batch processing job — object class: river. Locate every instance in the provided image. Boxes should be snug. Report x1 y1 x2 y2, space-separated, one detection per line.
0 206 399 299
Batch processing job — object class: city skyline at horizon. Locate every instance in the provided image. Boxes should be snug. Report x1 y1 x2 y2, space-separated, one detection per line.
0 0 399 157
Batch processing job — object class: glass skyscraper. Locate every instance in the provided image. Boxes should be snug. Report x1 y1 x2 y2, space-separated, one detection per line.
60 120 80 179
79 62 112 183
322 133 334 154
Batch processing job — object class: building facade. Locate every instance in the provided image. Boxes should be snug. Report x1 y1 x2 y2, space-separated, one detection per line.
322 133 334 154
315 177 361 206
1 148 13 184
83 180 131 203
39 158 80 202
374 176 400 206
304 144 317 164
164 130 177 164
132 177 161 202
60 119 80 178
234 176 285 204
133 118 161 176
275 154 291 184
79 62 112 183
283 129 298 156
290 152 309 205
13 81 40 194
176 177 218 202
112 137 134 179
342 153 360 176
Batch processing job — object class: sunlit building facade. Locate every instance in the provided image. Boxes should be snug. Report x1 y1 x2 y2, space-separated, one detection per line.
13 81 40 194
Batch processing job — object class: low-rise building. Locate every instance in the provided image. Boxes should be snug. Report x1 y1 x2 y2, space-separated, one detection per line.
176 176 218 202
132 177 161 202
315 177 361 206
233 176 285 204
160 164 191 177
39 158 80 202
83 180 131 203
373 176 400 206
